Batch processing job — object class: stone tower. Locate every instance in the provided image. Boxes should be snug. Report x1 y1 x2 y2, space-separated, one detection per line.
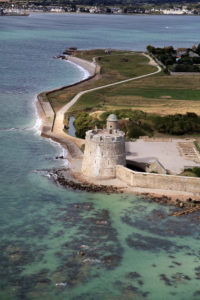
107 114 118 131
81 114 126 179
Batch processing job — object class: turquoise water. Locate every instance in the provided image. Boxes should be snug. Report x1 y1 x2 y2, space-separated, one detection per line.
1 13 200 300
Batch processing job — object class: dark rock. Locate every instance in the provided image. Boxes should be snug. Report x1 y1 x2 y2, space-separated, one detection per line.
126 272 141 279
48 169 121 194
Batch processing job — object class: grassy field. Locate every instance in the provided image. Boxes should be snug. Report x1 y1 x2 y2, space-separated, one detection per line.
46 50 156 112
69 73 200 115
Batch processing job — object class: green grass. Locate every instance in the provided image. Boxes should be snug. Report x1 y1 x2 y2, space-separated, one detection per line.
68 91 104 112
107 87 200 100
69 71 200 115
75 49 136 62
70 86 194 113
97 53 154 78
47 50 156 112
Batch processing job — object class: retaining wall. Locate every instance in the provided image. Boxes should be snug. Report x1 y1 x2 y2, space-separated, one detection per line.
116 165 200 195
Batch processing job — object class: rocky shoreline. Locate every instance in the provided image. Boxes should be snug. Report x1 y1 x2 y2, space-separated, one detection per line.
143 193 200 209
48 168 123 194
39 166 200 216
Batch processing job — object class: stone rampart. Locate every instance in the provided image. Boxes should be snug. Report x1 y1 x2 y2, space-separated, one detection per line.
116 165 200 195
37 94 55 133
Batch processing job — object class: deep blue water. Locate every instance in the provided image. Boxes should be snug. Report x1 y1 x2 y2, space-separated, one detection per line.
1 13 200 300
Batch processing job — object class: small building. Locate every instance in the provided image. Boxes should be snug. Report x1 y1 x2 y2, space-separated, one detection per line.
81 115 126 179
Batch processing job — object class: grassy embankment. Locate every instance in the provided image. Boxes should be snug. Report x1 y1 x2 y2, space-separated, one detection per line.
46 50 157 113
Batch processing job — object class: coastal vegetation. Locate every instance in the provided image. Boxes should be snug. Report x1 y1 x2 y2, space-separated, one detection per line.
147 44 200 72
73 109 200 139
73 112 94 138
180 167 200 177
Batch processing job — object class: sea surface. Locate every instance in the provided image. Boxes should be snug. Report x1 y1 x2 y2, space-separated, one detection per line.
1 13 200 300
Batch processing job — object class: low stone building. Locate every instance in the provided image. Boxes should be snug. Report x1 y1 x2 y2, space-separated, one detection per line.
81 115 126 179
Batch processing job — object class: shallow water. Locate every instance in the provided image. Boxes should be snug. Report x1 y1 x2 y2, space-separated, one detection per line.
1 13 200 300
68 116 76 137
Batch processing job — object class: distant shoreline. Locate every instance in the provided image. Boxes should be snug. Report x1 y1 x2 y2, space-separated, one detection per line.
30 12 200 17
2 11 200 17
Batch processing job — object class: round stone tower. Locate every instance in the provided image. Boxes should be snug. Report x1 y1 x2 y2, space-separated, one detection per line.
81 115 126 179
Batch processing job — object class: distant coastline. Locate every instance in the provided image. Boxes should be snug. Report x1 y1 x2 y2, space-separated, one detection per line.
1 9 200 17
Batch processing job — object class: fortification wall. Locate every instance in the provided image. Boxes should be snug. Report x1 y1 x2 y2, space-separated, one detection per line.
37 94 55 133
116 165 200 195
82 130 126 178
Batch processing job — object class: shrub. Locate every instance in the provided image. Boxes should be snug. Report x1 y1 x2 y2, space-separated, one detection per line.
74 112 93 138
146 45 155 53
172 64 200 72
154 113 200 135
184 167 200 177
127 122 147 139
192 56 200 64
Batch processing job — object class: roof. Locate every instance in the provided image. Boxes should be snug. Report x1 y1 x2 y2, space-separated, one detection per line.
107 114 118 121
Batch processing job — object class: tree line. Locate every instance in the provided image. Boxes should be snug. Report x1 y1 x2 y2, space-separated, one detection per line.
72 110 200 139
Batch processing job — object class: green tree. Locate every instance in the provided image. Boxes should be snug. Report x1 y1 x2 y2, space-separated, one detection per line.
74 112 93 138
196 43 200 55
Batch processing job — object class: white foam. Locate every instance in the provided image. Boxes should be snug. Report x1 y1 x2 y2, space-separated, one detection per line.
31 96 42 135
55 282 67 287
0 127 17 131
50 139 69 168
83 258 101 264
0 127 28 132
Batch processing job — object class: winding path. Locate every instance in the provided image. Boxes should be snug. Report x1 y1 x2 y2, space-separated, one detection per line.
52 53 162 141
